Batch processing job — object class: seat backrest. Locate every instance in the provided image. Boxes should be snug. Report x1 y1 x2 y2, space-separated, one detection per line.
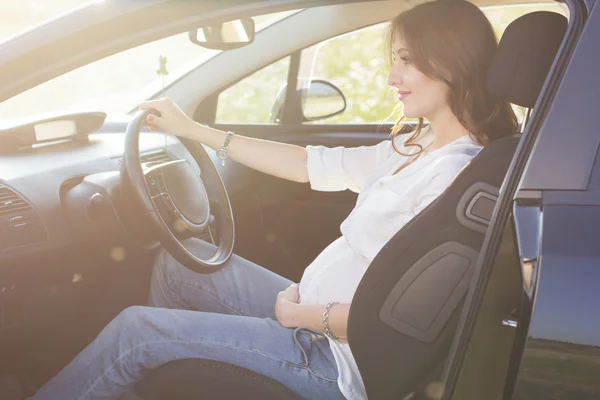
347 11 567 400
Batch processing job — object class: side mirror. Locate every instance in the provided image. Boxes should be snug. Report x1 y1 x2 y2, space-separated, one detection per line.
189 18 255 50
269 80 347 123
301 80 347 122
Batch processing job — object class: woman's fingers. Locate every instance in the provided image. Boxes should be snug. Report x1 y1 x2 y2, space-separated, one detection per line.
139 99 172 118
282 284 299 303
146 114 165 132
137 98 193 137
139 98 170 110
146 113 163 126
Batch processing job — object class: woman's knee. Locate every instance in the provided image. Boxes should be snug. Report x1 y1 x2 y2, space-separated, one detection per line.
149 242 223 309
101 306 177 377
152 239 217 284
151 247 184 288
112 306 165 345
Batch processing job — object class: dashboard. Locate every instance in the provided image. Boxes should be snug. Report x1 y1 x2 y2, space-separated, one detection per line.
0 116 266 334
0 128 247 263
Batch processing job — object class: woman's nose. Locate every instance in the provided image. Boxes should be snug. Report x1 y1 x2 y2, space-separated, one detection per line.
387 67 401 87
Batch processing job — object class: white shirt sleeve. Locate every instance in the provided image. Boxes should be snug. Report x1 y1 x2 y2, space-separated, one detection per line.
305 140 394 193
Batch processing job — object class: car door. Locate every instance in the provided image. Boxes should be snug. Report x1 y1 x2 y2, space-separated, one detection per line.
194 22 402 281
441 1 600 399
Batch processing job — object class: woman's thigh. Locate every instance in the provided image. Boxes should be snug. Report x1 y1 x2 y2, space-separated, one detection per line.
149 238 294 319
33 306 344 400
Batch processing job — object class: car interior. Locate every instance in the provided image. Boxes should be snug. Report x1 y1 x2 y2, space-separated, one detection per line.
0 0 570 399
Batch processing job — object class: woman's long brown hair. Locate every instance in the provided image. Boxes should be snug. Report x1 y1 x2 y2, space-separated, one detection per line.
385 0 518 156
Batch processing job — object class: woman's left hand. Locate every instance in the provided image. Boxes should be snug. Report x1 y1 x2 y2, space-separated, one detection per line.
275 284 300 328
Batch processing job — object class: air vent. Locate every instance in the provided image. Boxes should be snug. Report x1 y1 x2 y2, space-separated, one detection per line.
113 150 174 167
141 150 173 164
0 186 32 216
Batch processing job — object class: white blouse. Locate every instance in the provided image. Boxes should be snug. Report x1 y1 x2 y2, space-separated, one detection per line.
298 132 482 400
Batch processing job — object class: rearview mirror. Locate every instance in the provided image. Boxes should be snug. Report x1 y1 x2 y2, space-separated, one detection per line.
189 19 255 50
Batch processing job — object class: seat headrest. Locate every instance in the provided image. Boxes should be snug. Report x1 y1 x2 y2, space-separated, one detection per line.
486 11 567 108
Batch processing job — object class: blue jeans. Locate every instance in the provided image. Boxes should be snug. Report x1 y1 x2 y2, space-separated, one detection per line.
31 239 344 400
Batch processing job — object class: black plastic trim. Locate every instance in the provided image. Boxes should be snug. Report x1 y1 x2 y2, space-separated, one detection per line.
457 182 500 235
379 242 479 344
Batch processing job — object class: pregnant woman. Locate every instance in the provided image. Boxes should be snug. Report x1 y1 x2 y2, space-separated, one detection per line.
30 0 516 399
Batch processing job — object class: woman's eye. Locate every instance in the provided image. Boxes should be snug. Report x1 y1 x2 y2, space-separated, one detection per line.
400 56 411 65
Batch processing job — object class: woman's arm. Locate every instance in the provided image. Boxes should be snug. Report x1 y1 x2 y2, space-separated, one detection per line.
275 284 350 342
190 123 310 183
139 98 310 183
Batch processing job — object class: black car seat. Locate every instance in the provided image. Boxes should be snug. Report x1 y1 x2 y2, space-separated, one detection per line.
122 10 567 400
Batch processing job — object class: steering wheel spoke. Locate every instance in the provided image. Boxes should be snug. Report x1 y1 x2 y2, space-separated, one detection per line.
144 161 211 234
152 191 208 236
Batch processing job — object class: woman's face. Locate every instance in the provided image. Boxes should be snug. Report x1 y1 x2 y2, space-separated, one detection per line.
387 36 451 120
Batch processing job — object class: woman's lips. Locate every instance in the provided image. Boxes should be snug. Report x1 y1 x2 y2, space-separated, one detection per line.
398 91 411 100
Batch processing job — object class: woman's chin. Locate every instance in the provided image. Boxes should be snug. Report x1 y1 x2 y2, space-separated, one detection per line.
401 107 426 120
402 108 417 119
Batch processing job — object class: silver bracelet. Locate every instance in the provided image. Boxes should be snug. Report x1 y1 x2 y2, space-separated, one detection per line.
323 301 340 341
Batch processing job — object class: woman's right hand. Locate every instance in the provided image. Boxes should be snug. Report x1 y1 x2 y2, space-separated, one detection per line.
138 98 197 138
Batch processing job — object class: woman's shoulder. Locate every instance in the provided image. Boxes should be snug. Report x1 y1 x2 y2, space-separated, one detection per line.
441 134 483 157
428 138 482 171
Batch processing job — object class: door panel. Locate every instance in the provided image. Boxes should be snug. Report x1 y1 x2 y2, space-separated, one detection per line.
511 205 600 400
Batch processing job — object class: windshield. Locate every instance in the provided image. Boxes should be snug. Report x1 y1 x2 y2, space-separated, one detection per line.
0 0 94 42
0 10 299 122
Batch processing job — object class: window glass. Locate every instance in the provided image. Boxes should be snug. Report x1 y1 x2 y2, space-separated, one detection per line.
301 23 396 124
0 0 90 42
0 9 299 122
0 34 220 121
215 56 291 124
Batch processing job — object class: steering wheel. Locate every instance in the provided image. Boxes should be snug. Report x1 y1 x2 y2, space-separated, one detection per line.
121 109 234 273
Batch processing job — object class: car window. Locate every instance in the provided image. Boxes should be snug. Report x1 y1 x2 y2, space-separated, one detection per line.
0 0 91 42
213 23 398 126
300 23 396 125
215 56 291 124
213 3 567 127
0 34 220 121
